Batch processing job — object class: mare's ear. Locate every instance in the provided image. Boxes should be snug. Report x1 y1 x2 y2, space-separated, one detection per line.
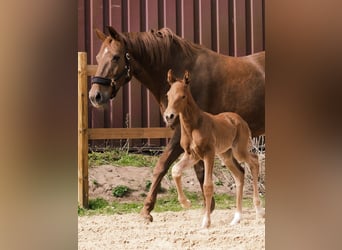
107 26 123 41
167 69 176 85
95 29 107 41
184 70 191 85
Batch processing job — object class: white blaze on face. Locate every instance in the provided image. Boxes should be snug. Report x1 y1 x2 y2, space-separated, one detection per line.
102 47 110 59
96 47 111 62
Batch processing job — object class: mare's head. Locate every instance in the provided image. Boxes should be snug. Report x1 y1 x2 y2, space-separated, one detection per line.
164 69 191 127
89 27 131 108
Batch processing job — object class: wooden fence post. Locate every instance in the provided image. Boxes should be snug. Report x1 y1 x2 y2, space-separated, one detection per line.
78 52 89 208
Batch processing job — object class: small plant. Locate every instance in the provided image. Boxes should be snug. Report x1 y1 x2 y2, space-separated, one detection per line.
92 179 99 186
112 185 130 197
145 180 152 191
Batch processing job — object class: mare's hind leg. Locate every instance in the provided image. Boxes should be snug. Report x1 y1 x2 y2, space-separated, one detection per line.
218 150 245 225
172 153 199 208
194 161 216 213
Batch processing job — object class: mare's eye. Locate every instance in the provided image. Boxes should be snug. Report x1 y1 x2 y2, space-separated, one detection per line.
182 95 186 99
112 55 120 62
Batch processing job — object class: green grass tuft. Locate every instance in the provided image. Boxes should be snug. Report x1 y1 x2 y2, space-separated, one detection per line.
78 192 265 216
89 197 109 209
89 149 159 167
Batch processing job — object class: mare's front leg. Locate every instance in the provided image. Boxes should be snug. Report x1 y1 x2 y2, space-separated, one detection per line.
201 151 215 228
140 129 183 222
172 153 199 208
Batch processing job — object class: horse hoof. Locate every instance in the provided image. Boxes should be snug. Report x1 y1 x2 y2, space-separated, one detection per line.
140 211 153 222
256 207 265 218
180 199 191 208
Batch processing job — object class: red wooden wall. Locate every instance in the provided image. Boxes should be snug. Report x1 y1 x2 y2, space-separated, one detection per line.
78 0 265 148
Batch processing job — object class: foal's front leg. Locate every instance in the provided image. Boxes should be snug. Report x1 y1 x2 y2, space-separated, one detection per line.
194 161 216 213
201 152 215 228
172 153 199 208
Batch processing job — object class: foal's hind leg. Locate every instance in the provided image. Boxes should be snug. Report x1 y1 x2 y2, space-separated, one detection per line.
232 142 265 219
172 153 199 208
218 150 245 225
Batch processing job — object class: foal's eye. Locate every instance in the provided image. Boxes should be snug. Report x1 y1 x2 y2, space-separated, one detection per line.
112 55 120 62
182 95 186 99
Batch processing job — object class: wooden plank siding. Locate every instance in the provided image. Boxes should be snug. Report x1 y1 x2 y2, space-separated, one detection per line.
78 0 265 148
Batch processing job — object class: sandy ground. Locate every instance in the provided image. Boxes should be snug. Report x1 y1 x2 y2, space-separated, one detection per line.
79 154 265 249
78 209 265 250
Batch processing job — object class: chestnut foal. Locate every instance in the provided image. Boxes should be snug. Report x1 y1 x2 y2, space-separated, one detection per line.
164 70 265 228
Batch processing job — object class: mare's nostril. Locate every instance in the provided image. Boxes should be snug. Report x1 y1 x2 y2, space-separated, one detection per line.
95 92 102 102
169 114 174 120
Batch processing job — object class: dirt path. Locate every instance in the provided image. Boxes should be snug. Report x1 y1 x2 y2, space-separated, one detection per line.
78 208 265 250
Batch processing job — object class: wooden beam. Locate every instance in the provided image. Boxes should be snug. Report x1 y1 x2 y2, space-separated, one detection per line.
86 65 97 76
78 52 89 208
88 127 174 140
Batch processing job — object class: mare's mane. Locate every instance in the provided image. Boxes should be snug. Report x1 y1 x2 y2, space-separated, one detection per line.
123 28 202 66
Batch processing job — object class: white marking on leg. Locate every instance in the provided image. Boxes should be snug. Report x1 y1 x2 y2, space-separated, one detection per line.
201 213 210 228
230 211 241 225
171 154 195 209
171 162 182 178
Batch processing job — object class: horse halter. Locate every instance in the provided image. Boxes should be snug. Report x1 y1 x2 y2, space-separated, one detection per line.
91 52 132 99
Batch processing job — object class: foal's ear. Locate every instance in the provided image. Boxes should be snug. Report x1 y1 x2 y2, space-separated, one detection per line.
167 69 176 85
107 26 123 41
184 71 191 85
95 29 107 42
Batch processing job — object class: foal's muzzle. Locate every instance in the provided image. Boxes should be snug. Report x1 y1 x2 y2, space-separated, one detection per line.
163 112 177 127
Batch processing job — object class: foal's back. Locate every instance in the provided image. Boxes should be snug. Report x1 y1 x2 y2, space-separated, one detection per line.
200 111 252 156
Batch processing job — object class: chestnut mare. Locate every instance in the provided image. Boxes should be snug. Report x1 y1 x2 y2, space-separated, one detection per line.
164 70 264 228
89 27 265 222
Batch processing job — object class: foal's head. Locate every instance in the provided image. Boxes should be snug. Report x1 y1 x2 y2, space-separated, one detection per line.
89 27 131 107
164 69 191 126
